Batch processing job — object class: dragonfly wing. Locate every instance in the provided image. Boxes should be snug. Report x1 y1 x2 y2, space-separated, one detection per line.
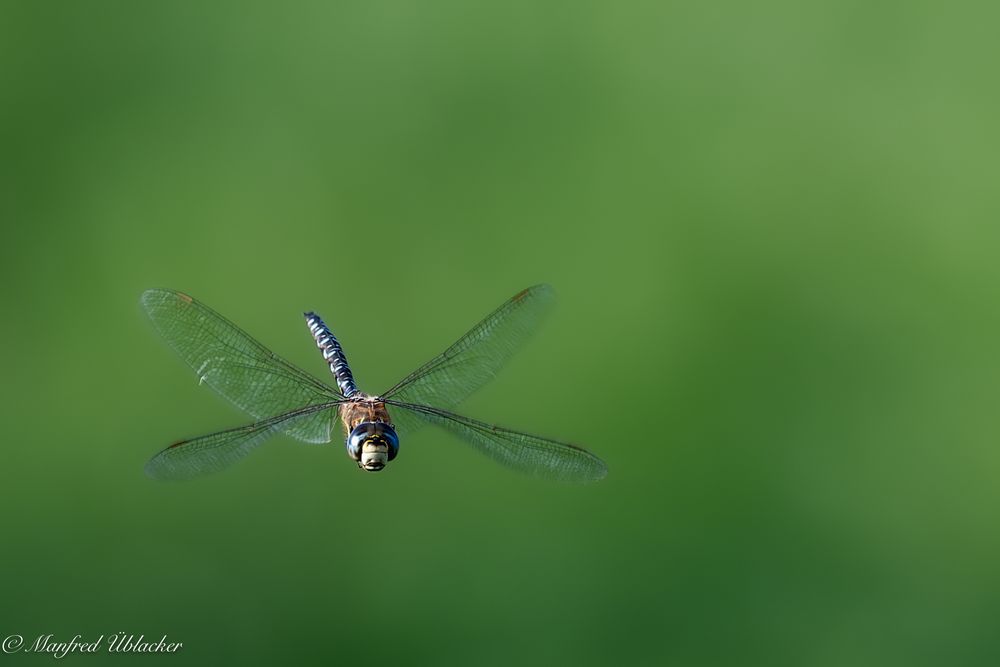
381 285 556 436
146 403 341 480
141 289 340 443
386 400 607 482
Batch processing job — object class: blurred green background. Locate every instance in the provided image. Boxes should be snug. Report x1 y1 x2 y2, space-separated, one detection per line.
2 1 999 665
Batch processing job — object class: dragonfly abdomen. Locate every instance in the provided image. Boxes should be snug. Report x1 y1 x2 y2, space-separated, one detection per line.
304 312 358 397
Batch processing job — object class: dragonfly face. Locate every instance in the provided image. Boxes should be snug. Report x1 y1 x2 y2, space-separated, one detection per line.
346 419 399 472
140 285 608 482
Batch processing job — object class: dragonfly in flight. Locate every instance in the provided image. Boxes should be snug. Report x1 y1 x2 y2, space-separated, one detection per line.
140 285 607 482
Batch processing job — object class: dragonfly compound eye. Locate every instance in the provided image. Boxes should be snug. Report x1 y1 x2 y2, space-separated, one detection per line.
346 422 400 471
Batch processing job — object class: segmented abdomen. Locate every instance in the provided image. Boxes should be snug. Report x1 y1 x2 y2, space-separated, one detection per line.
304 312 358 397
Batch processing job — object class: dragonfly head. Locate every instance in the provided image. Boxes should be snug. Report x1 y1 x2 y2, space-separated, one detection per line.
346 421 399 472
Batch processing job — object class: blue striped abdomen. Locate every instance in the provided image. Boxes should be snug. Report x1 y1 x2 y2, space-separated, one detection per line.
304 312 358 397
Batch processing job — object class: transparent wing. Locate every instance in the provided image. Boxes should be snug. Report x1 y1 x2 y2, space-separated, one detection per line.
385 399 607 482
381 285 555 437
141 289 340 443
146 403 341 481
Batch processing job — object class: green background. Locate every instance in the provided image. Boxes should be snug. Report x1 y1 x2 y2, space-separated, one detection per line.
3 1 999 665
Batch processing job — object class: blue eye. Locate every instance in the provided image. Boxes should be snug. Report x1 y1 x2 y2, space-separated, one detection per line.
381 424 400 461
346 424 367 460
345 422 399 462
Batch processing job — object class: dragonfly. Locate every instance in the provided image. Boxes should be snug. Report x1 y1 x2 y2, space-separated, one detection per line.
140 285 607 482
